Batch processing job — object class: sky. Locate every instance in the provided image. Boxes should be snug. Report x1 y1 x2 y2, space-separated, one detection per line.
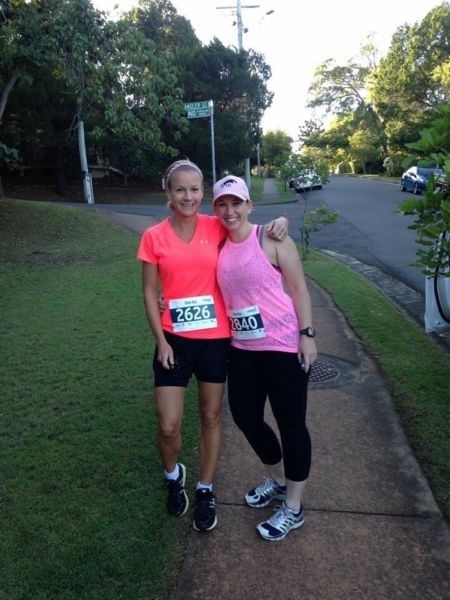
92 0 443 142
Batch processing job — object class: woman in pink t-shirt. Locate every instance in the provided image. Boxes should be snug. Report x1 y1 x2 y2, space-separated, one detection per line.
137 161 287 533
214 175 317 542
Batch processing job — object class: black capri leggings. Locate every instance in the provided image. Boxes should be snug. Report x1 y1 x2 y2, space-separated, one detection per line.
227 347 311 481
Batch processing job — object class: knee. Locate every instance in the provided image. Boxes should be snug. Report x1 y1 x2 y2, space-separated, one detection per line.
230 405 256 432
158 422 180 441
199 408 221 430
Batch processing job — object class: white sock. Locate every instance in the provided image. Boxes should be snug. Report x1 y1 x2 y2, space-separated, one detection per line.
165 464 180 481
196 482 213 492
285 502 301 515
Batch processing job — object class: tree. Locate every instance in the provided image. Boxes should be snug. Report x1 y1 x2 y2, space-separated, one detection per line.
306 45 387 165
370 3 450 152
300 205 339 260
260 130 292 175
348 126 384 173
298 119 324 147
398 104 450 278
87 17 188 179
0 141 20 198
126 0 200 56
0 0 188 193
308 58 371 116
299 114 356 173
175 39 273 177
279 152 329 189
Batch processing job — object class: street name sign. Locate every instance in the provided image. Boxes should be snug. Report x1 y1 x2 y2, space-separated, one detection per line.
184 101 210 119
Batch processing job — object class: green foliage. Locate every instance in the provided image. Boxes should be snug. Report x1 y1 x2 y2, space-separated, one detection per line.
1 1 274 186
260 130 292 174
279 153 330 187
1 0 189 188
301 4 449 173
0 141 20 169
127 0 200 56
175 39 273 177
0 141 20 197
370 2 450 152
398 104 450 277
307 58 370 115
348 126 384 173
300 205 339 259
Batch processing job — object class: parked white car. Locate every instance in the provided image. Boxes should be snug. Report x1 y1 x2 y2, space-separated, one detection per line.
293 169 322 192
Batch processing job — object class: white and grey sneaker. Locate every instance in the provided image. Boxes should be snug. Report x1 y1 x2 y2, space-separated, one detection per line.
245 477 287 508
256 503 304 541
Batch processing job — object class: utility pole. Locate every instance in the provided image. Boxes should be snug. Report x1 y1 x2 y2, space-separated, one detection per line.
217 1 260 190
217 1 260 50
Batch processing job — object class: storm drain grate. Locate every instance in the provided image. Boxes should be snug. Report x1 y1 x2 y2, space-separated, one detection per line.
310 359 340 384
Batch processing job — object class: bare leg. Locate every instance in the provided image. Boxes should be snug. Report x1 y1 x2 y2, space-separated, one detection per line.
155 386 186 472
285 478 307 513
265 460 286 485
197 381 225 485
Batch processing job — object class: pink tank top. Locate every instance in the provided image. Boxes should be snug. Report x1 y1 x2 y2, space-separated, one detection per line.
217 225 300 352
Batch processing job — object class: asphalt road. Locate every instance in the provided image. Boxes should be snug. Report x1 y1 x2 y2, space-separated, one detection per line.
282 176 424 294
219 175 423 295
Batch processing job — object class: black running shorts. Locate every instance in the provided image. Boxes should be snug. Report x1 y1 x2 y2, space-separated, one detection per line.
153 331 230 387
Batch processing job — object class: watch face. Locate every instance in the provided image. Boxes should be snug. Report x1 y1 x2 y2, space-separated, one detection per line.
302 327 316 337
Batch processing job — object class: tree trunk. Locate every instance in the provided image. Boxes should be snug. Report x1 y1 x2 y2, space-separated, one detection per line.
0 74 18 123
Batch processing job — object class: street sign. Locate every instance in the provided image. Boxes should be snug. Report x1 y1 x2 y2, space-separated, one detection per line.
183 100 216 184
184 101 210 119
187 108 210 118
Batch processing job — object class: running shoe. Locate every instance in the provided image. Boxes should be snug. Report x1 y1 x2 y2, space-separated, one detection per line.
257 502 304 542
193 488 217 532
245 477 287 508
166 463 189 517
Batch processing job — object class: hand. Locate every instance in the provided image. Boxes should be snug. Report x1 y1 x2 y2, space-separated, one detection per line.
266 216 289 241
158 296 168 315
299 337 317 373
157 339 175 370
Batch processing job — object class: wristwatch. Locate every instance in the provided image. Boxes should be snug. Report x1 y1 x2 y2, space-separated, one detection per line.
300 326 317 338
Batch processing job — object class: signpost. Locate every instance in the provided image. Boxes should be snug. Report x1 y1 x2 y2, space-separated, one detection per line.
184 100 217 184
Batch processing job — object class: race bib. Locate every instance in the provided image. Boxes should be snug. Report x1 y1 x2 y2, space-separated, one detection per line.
228 305 266 339
169 295 217 332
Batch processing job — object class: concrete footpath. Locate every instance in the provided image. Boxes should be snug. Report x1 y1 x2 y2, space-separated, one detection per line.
95 181 450 600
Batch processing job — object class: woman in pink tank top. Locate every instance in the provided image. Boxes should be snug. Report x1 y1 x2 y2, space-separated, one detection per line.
214 175 317 542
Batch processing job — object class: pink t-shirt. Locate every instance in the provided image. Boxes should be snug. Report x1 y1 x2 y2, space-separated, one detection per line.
217 225 300 352
137 214 230 339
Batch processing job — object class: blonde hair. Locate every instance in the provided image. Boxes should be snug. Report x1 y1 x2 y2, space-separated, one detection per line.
163 160 203 191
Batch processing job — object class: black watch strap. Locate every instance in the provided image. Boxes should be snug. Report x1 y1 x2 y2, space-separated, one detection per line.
300 326 316 338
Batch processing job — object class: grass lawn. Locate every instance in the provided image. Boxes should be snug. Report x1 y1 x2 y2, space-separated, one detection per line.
0 199 201 599
304 250 450 519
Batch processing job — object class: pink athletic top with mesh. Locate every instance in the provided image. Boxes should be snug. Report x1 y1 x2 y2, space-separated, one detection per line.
137 214 230 339
216 225 300 352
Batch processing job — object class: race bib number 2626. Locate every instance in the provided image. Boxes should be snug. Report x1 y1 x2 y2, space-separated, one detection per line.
169 295 217 332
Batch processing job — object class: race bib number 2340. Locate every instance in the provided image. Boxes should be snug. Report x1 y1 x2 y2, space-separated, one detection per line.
228 305 266 339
